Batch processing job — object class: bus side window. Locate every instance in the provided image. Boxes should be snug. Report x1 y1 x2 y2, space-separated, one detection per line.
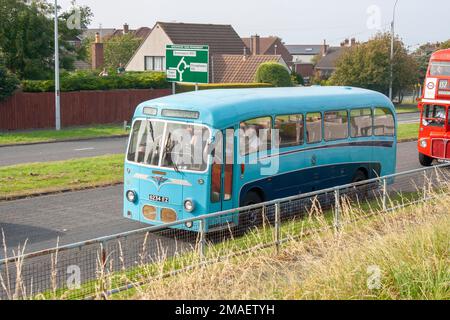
239 117 272 155
350 108 373 137
374 108 395 136
211 133 223 203
306 112 322 143
275 114 304 148
324 110 348 141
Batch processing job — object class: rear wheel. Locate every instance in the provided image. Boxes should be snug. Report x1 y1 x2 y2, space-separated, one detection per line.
237 191 263 234
419 153 434 167
351 169 369 200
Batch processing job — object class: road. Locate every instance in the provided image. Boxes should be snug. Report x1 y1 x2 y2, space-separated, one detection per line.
398 112 420 124
0 141 421 259
0 137 128 167
0 113 419 167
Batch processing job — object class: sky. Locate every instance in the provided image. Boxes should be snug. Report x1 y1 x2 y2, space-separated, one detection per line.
58 0 450 49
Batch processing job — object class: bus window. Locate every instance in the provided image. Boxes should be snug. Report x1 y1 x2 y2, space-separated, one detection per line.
275 114 304 148
239 117 272 155
422 105 447 127
211 133 223 203
224 129 234 201
306 112 322 143
350 108 373 138
429 61 450 76
127 120 165 165
374 108 395 136
324 110 348 141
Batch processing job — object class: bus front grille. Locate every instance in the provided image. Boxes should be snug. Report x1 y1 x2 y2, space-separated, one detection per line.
432 139 450 159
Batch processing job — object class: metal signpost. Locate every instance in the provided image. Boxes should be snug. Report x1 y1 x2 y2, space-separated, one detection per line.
165 45 209 93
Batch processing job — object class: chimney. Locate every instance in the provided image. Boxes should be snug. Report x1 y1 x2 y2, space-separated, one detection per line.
351 38 356 46
91 32 104 70
251 35 260 55
344 38 350 47
123 23 129 34
243 46 248 61
321 39 329 56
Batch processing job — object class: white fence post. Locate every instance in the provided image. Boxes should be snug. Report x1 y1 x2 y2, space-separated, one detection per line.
274 202 281 254
199 219 206 260
334 189 341 232
382 177 388 212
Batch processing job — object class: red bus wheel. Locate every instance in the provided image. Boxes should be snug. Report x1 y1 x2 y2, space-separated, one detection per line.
419 153 433 167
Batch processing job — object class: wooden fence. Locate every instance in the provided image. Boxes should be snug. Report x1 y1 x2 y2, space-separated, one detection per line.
0 89 171 131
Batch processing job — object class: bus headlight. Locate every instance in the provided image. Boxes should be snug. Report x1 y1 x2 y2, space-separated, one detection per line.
126 190 137 203
184 199 195 212
185 221 194 229
420 139 428 148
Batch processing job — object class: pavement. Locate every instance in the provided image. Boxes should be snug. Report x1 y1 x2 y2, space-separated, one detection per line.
0 141 421 259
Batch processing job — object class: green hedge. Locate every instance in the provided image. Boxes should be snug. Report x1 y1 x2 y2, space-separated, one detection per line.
175 82 273 93
0 65 19 101
21 71 169 92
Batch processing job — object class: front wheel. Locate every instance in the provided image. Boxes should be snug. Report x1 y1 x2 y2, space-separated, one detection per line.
419 153 434 167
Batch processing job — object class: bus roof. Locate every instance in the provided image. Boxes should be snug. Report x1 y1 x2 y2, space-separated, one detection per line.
134 86 394 129
430 49 450 61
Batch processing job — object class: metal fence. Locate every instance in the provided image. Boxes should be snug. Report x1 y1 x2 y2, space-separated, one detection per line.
1 163 449 300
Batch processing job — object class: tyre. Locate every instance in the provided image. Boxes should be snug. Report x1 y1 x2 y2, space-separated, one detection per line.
351 169 369 200
419 153 433 167
352 169 368 183
237 191 263 234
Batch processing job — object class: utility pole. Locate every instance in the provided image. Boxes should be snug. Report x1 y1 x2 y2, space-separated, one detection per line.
389 0 399 101
54 0 61 130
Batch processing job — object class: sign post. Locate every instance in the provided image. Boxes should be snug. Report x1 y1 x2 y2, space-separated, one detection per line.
166 45 209 93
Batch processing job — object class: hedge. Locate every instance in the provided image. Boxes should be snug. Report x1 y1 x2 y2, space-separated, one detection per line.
175 82 273 93
21 71 169 92
255 62 292 87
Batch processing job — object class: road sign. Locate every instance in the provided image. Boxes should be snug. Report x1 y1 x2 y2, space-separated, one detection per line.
166 45 209 84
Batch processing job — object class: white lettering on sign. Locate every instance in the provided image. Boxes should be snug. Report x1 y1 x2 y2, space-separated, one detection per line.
173 51 197 57
166 69 177 79
190 63 208 73
424 78 437 99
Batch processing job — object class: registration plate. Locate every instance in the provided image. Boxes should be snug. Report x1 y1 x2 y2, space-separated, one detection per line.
149 194 169 203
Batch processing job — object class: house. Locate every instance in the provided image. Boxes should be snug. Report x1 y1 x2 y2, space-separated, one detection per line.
126 21 246 82
314 38 357 80
242 35 292 67
286 41 328 82
109 24 152 40
213 54 288 83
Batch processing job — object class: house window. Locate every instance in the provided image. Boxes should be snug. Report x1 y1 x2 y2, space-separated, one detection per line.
145 56 165 71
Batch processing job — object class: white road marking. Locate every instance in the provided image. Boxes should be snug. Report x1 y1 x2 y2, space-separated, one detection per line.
74 147 95 151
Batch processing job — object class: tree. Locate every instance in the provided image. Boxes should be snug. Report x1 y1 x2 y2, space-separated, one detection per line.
291 70 304 86
255 62 292 87
329 33 419 100
104 33 142 69
439 40 450 50
412 42 440 83
0 0 92 79
0 61 19 101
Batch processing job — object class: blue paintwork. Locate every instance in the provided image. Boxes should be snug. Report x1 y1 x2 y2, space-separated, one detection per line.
124 86 397 232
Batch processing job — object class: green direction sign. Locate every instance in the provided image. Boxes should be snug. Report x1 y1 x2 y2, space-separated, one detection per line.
166 44 209 84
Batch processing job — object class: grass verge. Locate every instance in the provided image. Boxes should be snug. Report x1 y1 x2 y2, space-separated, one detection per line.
398 123 419 141
0 154 124 200
0 124 128 146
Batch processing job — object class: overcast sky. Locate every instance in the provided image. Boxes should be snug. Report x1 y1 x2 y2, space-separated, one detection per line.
59 0 450 48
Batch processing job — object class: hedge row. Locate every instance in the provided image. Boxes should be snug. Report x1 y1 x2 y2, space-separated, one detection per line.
21 71 169 92
175 82 273 93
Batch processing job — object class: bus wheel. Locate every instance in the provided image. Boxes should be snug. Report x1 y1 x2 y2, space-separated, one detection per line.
419 153 433 167
238 191 263 234
352 169 369 199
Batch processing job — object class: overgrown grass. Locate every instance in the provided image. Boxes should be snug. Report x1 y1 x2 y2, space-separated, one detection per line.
398 123 419 141
0 154 123 200
126 194 449 300
0 124 128 146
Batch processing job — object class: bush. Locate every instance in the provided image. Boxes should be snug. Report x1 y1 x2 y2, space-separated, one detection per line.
175 82 273 93
255 62 292 87
21 71 169 92
291 71 305 86
0 65 19 101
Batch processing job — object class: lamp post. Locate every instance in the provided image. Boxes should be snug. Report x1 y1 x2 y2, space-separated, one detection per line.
54 0 61 130
389 0 399 101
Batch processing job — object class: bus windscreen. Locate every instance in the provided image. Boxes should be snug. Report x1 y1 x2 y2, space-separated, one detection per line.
430 61 450 76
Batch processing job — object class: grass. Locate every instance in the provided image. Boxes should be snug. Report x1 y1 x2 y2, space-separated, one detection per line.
0 124 128 146
0 154 124 200
395 103 419 114
125 194 449 300
398 123 419 141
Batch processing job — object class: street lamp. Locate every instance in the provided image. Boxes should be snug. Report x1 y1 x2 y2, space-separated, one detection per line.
389 0 399 101
54 0 61 130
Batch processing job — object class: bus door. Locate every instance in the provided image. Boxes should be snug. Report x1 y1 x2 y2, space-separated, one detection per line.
210 128 235 213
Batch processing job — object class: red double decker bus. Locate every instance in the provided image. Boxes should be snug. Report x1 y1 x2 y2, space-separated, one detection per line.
418 49 450 166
